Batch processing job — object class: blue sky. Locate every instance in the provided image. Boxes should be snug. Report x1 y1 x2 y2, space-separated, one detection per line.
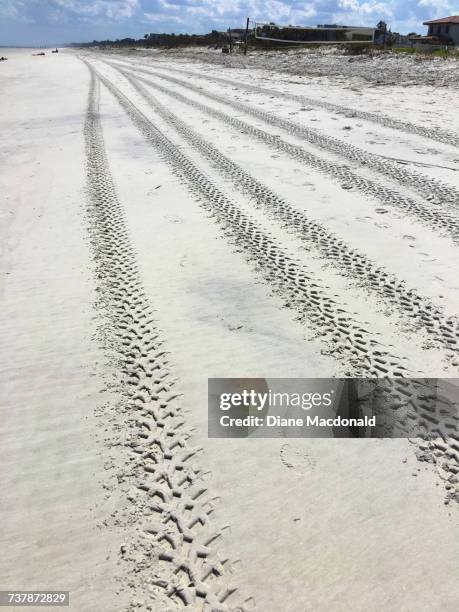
0 0 457 45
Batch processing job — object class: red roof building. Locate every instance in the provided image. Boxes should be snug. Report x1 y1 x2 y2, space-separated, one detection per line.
423 15 459 44
423 16 459 25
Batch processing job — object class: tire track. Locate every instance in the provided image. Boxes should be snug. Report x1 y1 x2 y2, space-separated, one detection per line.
86 59 458 517
112 63 459 241
95 62 459 481
110 64 459 360
111 61 458 209
114 73 459 489
85 58 422 378
84 67 253 611
116 59 459 149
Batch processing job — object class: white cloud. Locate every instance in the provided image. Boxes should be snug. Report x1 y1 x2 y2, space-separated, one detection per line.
338 0 359 9
332 0 394 26
47 0 140 20
338 0 394 16
0 0 37 22
143 0 316 30
418 0 451 6
418 0 453 18
144 12 185 23
0 0 19 18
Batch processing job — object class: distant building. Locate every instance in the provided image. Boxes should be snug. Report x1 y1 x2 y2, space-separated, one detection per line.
392 34 410 47
226 29 246 42
423 15 459 45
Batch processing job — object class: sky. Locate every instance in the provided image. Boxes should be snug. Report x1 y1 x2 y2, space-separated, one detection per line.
0 0 457 46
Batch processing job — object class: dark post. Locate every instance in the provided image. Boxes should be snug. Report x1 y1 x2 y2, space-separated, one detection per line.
228 28 232 53
244 17 250 55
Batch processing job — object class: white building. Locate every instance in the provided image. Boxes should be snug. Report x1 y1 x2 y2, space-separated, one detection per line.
423 15 459 45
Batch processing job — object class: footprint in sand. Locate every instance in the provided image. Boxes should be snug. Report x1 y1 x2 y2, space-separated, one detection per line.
164 215 183 224
280 442 317 475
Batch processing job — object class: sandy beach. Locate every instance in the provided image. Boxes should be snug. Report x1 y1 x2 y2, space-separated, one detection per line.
1 46 458 611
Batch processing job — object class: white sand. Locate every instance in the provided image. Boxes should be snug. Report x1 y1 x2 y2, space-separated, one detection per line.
0 49 130 611
1 48 458 611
